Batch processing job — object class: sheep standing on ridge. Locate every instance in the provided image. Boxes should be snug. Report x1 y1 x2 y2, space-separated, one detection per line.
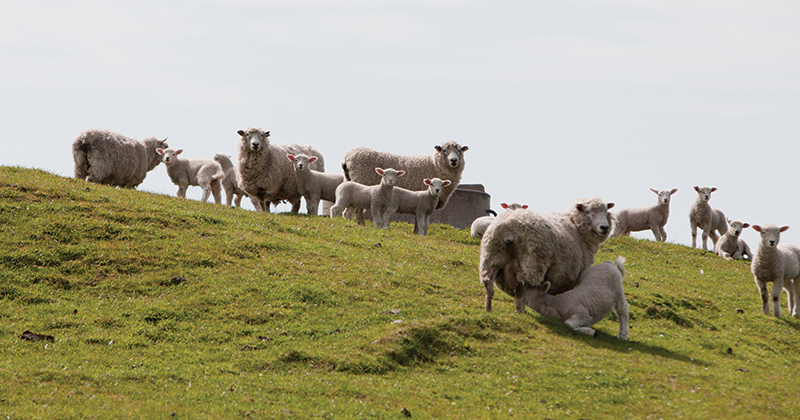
329 168 405 229
236 128 325 213
157 148 224 203
479 198 615 314
213 153 250 208
610 188 677 242
287 154 344 216
750 224 800 318
689 186 727 251
382 178 451 235
715 219 752 260
526 257 629 340
471 203 529 239
72 128 168 188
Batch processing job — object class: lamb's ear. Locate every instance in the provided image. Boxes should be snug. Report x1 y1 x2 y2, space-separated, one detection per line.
237 130 245 136
501 203 509 209
175 149 184 155
375 168 384 175
286 155 295 162
522 205 529 209
693 186 700 192
308 156 318 163
650 188 659 194
264 131 270 137
156 148 165 155
424 179 432 185
780 226 790 232
541 282 551 293
396 171 405 177
711 187 717 192
442 180 451 186
606 202 615 210
742 223 750 229
753 225 762 232
670 188 678 195
461 146 469 152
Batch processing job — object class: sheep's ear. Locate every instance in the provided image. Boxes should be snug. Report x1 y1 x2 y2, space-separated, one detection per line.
523 205 529 209
575 203 585 212
670 188 678 195
727 218 732 224
694 186 700 192
396 171 405 177
780 226 790 232
156 148 165 155
375 168 384 175
175 149 184 155
753 225 762 232
237 130 245 136
606 202 615 210
650 188 659 194
742 223 750 229
434 145 443 152
308 156 318 163
541 282 551 293
442 180 451 186
264 131 270 137
461 146 469 152
711 187 717 192
424 179 432 185
286 155 295 162
501 203 509 209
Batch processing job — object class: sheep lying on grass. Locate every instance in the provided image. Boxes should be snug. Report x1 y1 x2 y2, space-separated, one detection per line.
479 198 614 314
72 128 168 188
471 203 529 239
526 257 629 340
329 168 404 228
715 219 752 260
382 178 451 235
751 224 800 318
689 186 727 251
610 188 677 242
157 148 224 203
287 154 344 216
213 154 250 208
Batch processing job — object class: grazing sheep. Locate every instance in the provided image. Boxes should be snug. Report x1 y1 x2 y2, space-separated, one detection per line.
689 186 727 251
156 148 224 203
236 127 325 213
213 153 250 208
382 178 452 235
470 203 529 239
750 224 800 318
286 154 345 216
72 128 168 188
715 219 753 260
479 198 615 314
610 188 677 241
329 168 405 228
526 257 629 340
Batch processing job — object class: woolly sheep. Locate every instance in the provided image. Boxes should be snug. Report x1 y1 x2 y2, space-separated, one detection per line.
72 128 168 188
329 168 405 229
286 154 345 216
525 257 629 340
236 127 325 213
213 153 252 208
470 203 529 239
156 148 224 203
610 188 677 241
382 178 452 235
689 186 727 251
715 219 752 260
750 224 800 318
479 198 615 314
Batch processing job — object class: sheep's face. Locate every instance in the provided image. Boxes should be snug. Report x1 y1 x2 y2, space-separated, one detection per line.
727 220 749 237
753 223 789 248
652 188 677 205
693 186 716 203
424 178 451 195
238 128 270 152
574 200 614 236
435 142 469 169
287 154 314 172
156 148 182 166
376 168 405 186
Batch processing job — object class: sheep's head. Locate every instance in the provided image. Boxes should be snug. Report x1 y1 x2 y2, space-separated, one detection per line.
693 186 716 203
156 147 183 166
651 188 678 205
572 198 614 238
727 219 750 237
287 154 317 172
238 128 270 152
524 281 552 304
753 223 788 248
424 178 451 196
435 142 469 169
375 168 405 186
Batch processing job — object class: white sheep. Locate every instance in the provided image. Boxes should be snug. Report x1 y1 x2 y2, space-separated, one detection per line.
156 148 224 203
72 128 168 188
236 127 325 213
329 168 404 229
525 257 629 340
750 224 800 318
610 188 677 241
479 198 615 314
213 153 251 208
382 178 452 235
715 219 753 260
286 154 345 216
470 203 529 239
689 186 727 251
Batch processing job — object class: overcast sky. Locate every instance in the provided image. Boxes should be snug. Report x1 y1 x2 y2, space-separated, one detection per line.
2 0 799 250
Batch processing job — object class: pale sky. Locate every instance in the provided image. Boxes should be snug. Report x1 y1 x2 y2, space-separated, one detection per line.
2 0 799 250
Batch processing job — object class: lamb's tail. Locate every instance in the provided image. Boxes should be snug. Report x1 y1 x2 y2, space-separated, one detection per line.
341 160 351 181
615 256 626 278
72 137 90 180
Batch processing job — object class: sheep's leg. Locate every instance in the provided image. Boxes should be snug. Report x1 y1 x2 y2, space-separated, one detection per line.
564 313 596 336
658 226 667 242
306 196 320 216
701 229 710 251
708 230 720 248
786 280 799 317
481 268 497 312
771 280 783 318
234 194 243 208
690 224 698 248
755 278 771 315
211 180 222 204
290 199 301 213
615 301 630 340
200 185 212 203
178 184 188 198
514 283 526 314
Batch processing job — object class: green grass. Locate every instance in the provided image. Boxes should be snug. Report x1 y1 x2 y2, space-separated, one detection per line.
1 165 799 418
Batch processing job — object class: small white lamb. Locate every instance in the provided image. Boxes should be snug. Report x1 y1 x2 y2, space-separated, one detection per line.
525 257 629 340
213 153 249 208
689 186 727 251
157 148 224 203
610 188 677 242
287 154 345 216
715 219 752 260
329 168 404 228
751 224 800 318
382 178 452 235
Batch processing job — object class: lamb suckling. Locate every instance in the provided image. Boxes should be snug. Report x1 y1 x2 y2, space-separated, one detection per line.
470 203 529 239
689 186 727 251
72 128 168 188
715 219 752 261
525 257 629 340
329 168 405 229
213 153 251 208
382 178 452 235
610 188 677 242
287 154 345 216
750 224 800 318
479 198 615 314
157 148 224 204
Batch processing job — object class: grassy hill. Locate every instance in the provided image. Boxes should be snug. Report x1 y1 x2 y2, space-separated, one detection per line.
1 166 799 419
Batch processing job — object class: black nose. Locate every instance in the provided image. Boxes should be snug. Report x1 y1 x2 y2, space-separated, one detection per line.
600 225 609 234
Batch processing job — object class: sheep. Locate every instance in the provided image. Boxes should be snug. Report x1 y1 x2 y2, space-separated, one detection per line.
286 154 345 216
329 168 404 229
688 186 727 251
470 203 529 239
525 257 629 340
156 148 224 203
213 153 250 208
72 128 168 188
236 127 325 213
479 197 615 314
382 178 452 235
715 219 753 260
750 224 800 318
610 188 678 241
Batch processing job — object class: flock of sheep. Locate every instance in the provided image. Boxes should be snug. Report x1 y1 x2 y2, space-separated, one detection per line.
71 128 800 341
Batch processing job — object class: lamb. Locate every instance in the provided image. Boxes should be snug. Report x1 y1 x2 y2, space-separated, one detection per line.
286 154 345 216
382 178 452 235
213 153 250 208
470 203 529 239
479 197 615 314
156 148 224 204
750 224 800 318
610 188 678 242
329 168 404 228
72 128 168 188
236 127 325 213
688 186 727 251
525 257 629 340
715 219 753 260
